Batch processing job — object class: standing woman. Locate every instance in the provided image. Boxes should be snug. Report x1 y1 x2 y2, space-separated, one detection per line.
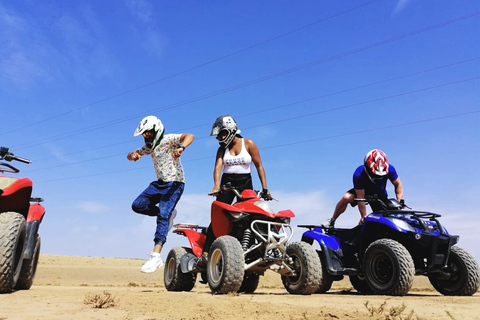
210 115 272 203
197 115 272 268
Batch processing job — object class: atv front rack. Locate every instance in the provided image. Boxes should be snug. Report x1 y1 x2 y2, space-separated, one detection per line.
244 220 294 274
381 211 446 235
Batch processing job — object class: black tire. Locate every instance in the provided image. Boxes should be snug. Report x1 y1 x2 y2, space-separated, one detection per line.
281 241 321 295
363 239 414 296
207 236 244 294
315 251 333 293
164 247 197 292
349 275 374 294
15 235 41 290
428 246 480 296
238 272 260 293
0 212 26 293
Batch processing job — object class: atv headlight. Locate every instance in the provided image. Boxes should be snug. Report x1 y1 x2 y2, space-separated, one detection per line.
228 211 242 219
386 218 415 232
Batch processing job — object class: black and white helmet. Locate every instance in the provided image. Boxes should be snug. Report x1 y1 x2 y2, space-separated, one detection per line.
210 115 241 148
134 116 165 149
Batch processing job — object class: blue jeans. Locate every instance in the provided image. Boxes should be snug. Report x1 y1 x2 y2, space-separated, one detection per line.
132 180 185 246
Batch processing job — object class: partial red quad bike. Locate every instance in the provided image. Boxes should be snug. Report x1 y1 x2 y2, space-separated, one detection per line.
0 147 45 293
164 183 321 294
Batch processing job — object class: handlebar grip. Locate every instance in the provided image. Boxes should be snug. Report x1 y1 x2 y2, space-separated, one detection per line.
14 156 31 164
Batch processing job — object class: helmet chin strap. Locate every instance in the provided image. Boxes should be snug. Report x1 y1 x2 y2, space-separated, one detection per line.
220 129 236 149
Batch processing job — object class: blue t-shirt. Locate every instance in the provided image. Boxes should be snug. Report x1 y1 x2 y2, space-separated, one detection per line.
352 164 398 198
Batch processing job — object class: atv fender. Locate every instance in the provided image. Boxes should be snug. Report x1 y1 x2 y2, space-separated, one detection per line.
22 203 45 259
302 229 354 276
173 228 205 256
180 252 199 273
302 229 340 251
26 203 45 223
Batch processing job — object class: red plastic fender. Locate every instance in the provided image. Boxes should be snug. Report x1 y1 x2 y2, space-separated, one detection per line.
173 228 206 257
276 209 295 218
27 202 45 223
211 201 240 238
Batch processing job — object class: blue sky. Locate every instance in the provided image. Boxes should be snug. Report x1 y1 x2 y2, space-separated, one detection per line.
1 1 479 263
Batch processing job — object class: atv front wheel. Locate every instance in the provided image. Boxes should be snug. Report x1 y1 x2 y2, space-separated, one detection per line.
281 241 321 295
428 246 480 296
207 236 244 294
15 235 40 290
164 247 197 291
0 212 26 293
363 238 414 296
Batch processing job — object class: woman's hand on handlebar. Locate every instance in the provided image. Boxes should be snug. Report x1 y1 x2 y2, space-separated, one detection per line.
260 189 273 201
208 187 220 196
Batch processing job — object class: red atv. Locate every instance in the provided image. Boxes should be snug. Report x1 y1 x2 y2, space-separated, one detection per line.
164 183 321 294
0 147 45 293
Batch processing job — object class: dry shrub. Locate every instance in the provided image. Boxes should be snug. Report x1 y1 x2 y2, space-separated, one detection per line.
364 301 416 320
84 290 117 308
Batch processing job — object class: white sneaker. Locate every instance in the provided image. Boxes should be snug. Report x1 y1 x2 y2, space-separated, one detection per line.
321 218 334 228
141 252 164 273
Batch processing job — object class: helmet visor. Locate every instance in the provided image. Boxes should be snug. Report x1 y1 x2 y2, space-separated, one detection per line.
142 130 155 138
216 130 229 141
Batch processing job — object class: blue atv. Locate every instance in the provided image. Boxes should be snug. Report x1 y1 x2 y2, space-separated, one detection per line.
299 195 480 296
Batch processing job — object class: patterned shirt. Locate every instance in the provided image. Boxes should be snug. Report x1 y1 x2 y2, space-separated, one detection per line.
138 134 185 183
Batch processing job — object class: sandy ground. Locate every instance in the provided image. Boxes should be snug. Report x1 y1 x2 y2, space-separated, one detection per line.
0 255 479 320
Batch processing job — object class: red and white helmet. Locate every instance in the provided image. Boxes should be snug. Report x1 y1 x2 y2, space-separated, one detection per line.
364 149 389 181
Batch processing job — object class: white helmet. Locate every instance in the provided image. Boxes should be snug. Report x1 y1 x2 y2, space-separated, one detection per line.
210 115 241 148
134 116 165 149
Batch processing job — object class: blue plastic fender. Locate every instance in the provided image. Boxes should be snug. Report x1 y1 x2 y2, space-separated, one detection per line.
303 228 341 251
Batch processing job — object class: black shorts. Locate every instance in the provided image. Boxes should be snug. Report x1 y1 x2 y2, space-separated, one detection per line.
346 188 358 207
217 173 253 204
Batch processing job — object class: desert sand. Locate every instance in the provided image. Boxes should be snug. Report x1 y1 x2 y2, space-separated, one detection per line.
0 254 479 320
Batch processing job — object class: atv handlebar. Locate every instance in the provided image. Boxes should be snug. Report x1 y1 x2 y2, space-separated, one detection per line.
208 182 273 200
0 146 31 174
354 196 410 209
0 147 31 164
208 183 247 198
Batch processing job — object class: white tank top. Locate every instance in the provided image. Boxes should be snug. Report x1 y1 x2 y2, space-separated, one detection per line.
223 138 252 174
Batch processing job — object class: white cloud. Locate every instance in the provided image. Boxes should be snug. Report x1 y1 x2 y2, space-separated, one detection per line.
124 0 166 59
392 0 413 16
77 201 111 213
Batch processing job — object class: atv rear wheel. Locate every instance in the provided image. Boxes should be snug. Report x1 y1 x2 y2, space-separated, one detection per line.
281 241 321 295
428 246 480 296
315 251 333 293
238 272 260 293
363 238 414 296
0 212 26 293
15 235 41 290
207 236 244 294
349 275 373 294
164 247 197 291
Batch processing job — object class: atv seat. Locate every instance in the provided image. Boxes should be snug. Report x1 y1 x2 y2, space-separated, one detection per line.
328 225 362 252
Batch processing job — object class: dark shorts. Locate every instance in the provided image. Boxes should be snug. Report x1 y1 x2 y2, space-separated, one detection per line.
217 173 253 204
346 188 358 207
346 188 389 211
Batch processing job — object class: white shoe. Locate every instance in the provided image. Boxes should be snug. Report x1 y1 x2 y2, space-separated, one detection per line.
141 252 164 273
321 218 334 228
